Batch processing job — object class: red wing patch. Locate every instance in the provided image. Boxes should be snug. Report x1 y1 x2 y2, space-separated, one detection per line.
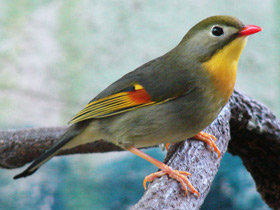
69 84 158 124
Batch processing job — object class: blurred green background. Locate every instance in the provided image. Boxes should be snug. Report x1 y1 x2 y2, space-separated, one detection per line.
0 0 278 209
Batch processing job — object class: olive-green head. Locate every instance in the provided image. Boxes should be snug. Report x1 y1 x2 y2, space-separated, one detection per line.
175 15 260 63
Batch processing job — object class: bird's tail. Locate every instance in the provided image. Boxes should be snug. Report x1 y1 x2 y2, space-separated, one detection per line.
13 123 85 179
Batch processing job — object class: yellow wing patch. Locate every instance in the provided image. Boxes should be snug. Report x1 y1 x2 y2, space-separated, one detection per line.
69 84 167 124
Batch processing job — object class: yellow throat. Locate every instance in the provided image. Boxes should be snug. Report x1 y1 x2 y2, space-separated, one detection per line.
203 37 247 100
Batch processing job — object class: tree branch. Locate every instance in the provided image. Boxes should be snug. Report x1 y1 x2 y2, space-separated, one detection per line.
228 90 280 210
0 90 279 209
0 126 124 169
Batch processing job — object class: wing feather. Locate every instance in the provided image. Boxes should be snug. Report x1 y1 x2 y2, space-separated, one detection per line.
69 84 171 124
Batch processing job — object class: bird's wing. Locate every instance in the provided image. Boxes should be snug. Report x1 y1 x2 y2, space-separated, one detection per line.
69 55 197 124
69 83 174 124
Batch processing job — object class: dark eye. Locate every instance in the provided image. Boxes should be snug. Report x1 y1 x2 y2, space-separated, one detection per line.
211 26 224 36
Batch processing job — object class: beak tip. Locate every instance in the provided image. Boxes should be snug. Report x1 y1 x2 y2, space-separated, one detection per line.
239 25 262 36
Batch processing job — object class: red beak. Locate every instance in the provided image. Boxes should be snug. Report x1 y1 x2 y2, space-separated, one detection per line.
239 25 262 36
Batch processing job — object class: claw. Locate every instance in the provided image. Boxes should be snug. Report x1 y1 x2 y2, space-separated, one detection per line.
143 171 165 190
127 147 200 197
143 166 199 197
194 132 220 158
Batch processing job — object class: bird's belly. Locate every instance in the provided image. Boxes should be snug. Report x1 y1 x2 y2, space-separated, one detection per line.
97 92 224 148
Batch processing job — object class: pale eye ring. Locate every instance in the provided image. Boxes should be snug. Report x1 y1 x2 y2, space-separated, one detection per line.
211 26 224 36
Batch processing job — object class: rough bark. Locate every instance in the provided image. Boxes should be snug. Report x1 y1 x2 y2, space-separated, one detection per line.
0 90 279 209
228 90 280 210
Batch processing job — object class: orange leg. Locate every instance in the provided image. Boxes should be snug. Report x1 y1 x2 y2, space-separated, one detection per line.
193 131 220 158
165 143 176 150
165 143 170 150
127 147 199 197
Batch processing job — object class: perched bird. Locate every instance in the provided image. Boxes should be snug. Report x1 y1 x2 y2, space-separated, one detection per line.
14 16 262 197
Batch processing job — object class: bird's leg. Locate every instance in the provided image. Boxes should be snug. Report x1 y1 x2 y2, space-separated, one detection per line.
126 146 199 197
165 143 170 150
193 131 220 158
165 143 176 150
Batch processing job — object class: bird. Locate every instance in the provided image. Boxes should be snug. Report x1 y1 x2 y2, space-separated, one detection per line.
14 15 262 197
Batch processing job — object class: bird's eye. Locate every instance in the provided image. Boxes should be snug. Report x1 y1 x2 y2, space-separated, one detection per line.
211 26 224 36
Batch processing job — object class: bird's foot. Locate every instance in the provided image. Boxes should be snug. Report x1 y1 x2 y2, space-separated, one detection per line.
193 131 220 158
127 147 199 196
143 164 199 197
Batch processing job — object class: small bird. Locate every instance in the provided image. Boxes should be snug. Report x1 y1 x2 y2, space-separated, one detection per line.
14 16 261 197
